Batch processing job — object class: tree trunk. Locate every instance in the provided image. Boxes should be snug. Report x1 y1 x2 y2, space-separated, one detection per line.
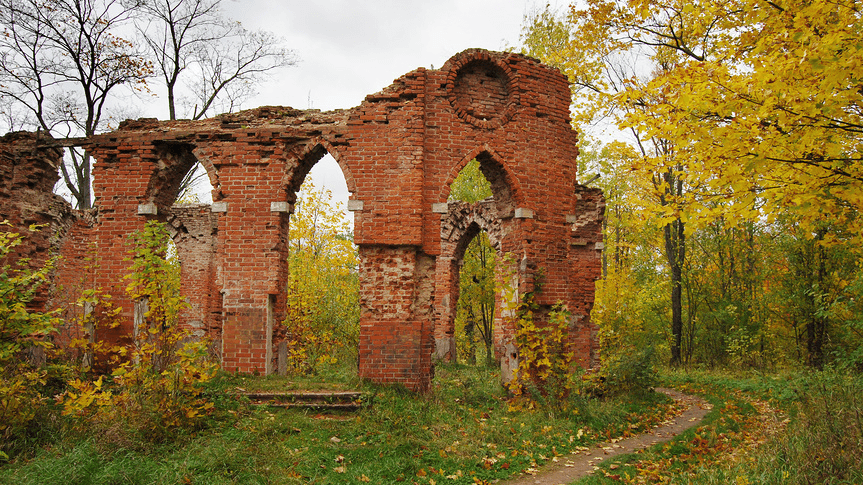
807 230 828 369
666 217 685 367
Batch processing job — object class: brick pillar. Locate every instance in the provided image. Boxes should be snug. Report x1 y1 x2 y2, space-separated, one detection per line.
214 161 289 374
494 254 520 385
88 148 157 344
357 245 435 392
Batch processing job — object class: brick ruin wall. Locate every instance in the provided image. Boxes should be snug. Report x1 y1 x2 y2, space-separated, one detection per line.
0 49 604 391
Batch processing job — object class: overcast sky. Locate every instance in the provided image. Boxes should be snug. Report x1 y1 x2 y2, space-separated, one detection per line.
195 0 540 211
224 0 533 112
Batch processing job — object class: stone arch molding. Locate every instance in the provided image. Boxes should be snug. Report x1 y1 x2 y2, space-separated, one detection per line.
2 49 605 392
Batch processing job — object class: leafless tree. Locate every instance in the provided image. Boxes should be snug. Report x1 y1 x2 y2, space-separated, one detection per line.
1 0 298 206
0 0 151 209
133 0 298 201
135 0 298 121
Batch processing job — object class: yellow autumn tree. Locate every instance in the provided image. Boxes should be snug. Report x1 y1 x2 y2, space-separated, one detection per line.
522 0 863 369
523 3 698 365
284 177 359 375
527 0 862 237
615 0 863 239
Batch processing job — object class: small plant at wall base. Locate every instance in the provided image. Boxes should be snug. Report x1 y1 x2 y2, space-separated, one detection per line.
62 221 216 445
0 222 62 459
512 298 575 408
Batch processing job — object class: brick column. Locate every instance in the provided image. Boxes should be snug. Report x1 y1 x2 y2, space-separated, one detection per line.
357 245 435 391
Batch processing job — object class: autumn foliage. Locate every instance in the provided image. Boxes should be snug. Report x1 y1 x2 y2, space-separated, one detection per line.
283 177 359 374
62 221 216 444
523 0 863 371
0 222 60 459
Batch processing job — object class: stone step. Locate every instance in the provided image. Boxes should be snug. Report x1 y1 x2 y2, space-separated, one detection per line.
241 390 369 411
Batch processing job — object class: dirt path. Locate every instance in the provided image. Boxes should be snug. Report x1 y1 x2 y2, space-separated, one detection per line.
503 388 712 485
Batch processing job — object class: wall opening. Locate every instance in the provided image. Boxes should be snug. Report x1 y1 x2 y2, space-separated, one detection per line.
282 147 359 377
175 161 215 204
157 155 220 348
447 158 499 366
455 227 497 365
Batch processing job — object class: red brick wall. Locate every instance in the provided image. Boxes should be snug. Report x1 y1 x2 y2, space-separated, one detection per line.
1 49 604 391
0 132 75 296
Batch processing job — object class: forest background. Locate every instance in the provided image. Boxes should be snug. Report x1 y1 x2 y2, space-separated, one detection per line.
522 0 863 373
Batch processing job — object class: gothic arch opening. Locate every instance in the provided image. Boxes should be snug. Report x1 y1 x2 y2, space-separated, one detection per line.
445 149 519 220
453 223 498 366
437 158 508 365
144 147 221 349
279 145 359 377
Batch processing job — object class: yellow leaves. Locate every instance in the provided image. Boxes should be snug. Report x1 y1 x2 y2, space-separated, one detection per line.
501 258 574 401
56 221 218 443
284 175 359 375
525 0 863 243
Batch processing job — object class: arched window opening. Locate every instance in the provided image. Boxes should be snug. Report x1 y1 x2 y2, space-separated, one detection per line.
175 161 215 204
450 158 498 366
283 151 358 377
449 158 492 203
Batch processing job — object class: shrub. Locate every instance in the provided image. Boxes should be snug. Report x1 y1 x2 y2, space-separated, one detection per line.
62 221 216 445
499 260 576 408
0 222 62 459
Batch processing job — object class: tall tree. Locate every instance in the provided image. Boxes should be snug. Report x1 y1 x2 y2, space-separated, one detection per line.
616 0 863 241
0 0 151 209
134 0 298 202
522 4 696 365
523 0 863 368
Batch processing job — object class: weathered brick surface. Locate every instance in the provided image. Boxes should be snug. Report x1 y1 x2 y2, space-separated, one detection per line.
0 132 78 309
0 49 604 390
0 133 69 267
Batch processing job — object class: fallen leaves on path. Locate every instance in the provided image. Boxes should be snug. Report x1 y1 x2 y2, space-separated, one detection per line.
600 384 787 484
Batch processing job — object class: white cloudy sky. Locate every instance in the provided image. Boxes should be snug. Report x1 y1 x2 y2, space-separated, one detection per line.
224 0 533 112
201 0 541 210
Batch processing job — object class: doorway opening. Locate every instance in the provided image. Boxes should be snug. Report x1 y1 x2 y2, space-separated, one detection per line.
282 150 358 377
449 158 499 366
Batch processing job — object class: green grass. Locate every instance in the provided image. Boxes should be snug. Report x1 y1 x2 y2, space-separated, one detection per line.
0 363 673 485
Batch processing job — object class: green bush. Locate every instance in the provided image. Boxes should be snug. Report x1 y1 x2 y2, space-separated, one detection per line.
62 221 216 446
602 344 658 395
0 222 63 459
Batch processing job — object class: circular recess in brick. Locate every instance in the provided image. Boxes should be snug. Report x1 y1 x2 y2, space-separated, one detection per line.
447 57 518 129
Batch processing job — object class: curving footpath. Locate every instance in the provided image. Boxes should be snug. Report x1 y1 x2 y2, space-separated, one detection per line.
504 388 712 485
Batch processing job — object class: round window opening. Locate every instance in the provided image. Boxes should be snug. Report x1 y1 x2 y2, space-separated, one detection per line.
449 59 516 129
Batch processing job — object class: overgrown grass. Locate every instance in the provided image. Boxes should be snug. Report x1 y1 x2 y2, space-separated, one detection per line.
0 363 673 484
581 369 863 484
